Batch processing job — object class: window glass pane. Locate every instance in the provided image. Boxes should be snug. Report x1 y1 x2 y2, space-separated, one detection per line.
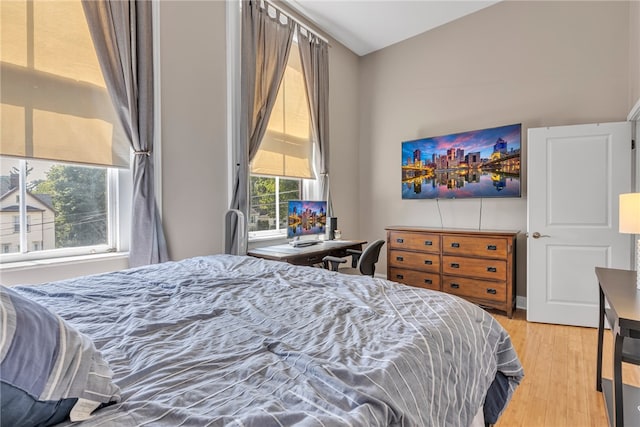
0 157 22 253
250 44 314 179
249 176 276 232
1 1 27 66
1 157 109 253
249 176 301 233
34 0 105 85
26 159 108 250
278 178 301 229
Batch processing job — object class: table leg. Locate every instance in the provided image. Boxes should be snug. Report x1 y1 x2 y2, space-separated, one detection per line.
613 332 624 427
597 287 604 392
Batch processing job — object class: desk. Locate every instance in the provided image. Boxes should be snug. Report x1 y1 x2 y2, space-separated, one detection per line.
248 240 367 267
595 267 640 427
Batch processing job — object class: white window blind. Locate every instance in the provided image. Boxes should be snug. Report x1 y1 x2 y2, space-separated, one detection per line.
0 0 129 168
250 43 315 179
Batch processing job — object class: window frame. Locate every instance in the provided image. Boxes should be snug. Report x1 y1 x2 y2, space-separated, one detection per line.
248 175 303 240
0 158 131 264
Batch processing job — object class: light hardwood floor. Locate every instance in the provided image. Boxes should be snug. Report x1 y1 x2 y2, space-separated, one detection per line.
491 309 640 427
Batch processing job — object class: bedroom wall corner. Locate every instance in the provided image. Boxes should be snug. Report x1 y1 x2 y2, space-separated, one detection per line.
158 1 228 261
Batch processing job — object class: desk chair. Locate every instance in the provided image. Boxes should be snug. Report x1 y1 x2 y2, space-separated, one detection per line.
322 239 385 276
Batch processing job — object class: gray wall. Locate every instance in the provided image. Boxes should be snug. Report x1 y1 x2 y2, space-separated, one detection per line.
630 1 640 110
358 1 632 298
159 1 228 261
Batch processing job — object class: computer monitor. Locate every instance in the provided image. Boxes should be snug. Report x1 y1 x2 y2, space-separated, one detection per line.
287 200 327 240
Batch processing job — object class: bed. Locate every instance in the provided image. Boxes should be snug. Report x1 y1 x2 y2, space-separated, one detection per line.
1 254 523 427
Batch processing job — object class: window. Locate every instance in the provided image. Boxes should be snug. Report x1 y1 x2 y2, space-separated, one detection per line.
248 42 317 238
1 157 116 257
0 0 129 261
249 176 301 234
10 215 29 233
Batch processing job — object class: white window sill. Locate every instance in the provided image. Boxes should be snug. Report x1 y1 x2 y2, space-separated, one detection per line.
0 252 129 286
248 232 288 249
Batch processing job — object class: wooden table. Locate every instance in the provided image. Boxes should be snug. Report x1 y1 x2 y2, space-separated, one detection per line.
248 240 366 267
595 267 640 427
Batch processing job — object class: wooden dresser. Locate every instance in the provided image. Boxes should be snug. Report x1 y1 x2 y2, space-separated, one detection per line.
386 226 518 318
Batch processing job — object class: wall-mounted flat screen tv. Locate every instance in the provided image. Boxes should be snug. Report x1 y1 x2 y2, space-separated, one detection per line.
401 123 521 199
287 200 327 239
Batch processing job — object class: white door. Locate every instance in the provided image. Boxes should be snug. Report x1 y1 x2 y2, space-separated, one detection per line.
527 122 632 327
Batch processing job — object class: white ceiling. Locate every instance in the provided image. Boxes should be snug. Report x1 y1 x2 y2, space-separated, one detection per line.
285 0 500 56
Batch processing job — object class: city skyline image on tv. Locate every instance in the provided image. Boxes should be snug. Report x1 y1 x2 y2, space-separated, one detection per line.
401 123 521 199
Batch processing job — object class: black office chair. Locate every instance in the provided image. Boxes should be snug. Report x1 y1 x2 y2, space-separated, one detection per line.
322 239 385 276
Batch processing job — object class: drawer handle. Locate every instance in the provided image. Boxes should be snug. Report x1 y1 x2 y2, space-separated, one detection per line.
450 263 460 268
450 283 460 289
425 279 432 284
487 267 497 273
396 274 404 280
424 240 433 246
424 260 433 265
396 238 404 243
451 242 460 248
487 245 497 251
396 256 404 261
487 288 497 295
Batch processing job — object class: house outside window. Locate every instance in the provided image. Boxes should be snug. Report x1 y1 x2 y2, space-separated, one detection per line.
248 41 317 239
0 0 129 261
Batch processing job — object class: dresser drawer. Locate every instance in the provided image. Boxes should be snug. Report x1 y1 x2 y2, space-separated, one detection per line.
386 227 517 318
442 235 509 258
442 276 507 302
388 250 440 273
389 268 440 291
388 231 441 253
442 256 506 281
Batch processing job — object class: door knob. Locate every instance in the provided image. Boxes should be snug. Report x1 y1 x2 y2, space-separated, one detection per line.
531 232 550 239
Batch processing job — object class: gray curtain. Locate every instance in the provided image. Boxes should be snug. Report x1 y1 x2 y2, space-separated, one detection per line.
297 30 331 214
227 0 295 254
82 0 168 267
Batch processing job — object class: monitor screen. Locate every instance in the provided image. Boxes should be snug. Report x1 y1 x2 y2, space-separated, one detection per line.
287 200 327 239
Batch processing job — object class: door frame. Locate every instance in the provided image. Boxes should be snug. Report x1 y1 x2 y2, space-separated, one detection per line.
526 122 632 326
628 98 640 268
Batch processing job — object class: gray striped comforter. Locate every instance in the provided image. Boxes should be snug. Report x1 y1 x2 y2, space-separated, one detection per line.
14 255 523 427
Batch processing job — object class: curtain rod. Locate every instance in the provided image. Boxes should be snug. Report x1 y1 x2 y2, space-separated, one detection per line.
261 0 331 46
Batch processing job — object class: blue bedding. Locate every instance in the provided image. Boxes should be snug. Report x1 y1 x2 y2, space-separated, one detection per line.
11 255 523 426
